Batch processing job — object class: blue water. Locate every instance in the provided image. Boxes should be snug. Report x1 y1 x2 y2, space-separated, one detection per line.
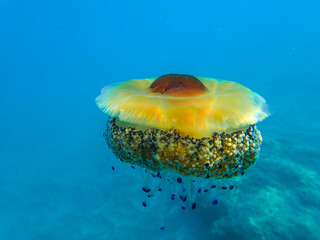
1 0 320 239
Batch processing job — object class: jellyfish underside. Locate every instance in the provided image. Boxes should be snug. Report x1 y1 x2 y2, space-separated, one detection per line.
96 74 269 208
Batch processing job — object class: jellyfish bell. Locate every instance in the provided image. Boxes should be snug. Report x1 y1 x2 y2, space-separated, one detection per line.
96 74 269 208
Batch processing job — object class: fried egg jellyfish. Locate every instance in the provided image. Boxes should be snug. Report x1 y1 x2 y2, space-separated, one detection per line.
96 74 269 209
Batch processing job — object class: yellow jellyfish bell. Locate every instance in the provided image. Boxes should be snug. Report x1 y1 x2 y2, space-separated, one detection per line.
96 74 269 179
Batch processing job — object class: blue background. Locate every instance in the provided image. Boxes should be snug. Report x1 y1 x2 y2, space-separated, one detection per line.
1 0 320 239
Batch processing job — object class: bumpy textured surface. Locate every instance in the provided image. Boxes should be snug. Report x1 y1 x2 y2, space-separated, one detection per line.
105 118 262 179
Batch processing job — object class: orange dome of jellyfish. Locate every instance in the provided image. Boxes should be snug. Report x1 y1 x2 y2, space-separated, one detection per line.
96 74 269 209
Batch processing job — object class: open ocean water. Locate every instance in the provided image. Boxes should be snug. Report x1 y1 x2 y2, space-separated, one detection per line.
1 0 320 239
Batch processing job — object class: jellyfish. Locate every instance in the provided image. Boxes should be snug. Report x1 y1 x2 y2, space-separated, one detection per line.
96 74 269 209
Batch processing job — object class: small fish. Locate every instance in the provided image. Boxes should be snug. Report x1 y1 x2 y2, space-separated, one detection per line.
212 199 218 205
142 187 151 193
171 194 175 200
180 195 187 202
